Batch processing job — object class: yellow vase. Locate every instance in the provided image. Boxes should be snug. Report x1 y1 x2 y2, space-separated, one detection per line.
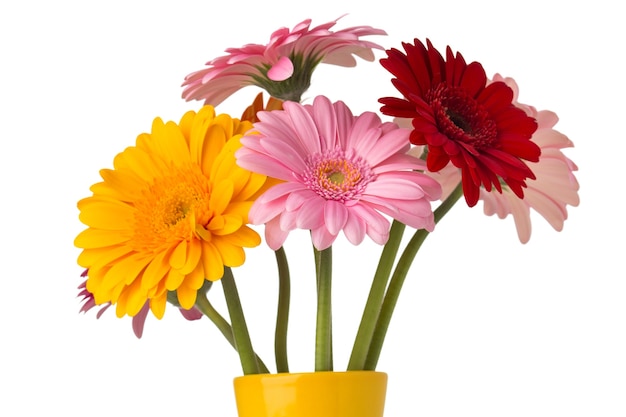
233 371 387 417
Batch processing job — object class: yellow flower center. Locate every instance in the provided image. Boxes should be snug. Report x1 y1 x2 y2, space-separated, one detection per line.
132 164 211 252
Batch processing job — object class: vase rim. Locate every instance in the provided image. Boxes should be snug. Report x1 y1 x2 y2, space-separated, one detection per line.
234 370 387 382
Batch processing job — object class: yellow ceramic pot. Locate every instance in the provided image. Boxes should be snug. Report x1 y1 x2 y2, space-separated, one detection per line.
233 371 387 417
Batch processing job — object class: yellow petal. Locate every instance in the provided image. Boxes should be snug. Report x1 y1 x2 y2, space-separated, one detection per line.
176 264 205 309
201 241 224 281
155 121 191 166
114 144 162 183
209 180 233 215
175 282 197 310
236 172 267 201
165 268 185 291
220 225 261 247
74 228 130 249
200 124 226 174
115 278 146 318
78 197 134 230
180 239 202 275
98 168 145 201
214 113 235 139
141 250 169 291
77 246 118 268
223 201 253 221
179 109 198 143
150 292 167 319
185 262 205 290
100 252 150 293
209 214 243 235
214 237 246 267
88 245 133 272
170 240 188 270
108 253 151 286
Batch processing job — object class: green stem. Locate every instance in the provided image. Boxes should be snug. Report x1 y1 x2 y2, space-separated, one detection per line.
315 246 333 371
364 183 464 370
274 247 291 373
221 268 260 375
194 290 269 373
347 220 406 370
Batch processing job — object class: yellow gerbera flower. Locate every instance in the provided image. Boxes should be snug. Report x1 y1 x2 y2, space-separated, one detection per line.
75 105 268 319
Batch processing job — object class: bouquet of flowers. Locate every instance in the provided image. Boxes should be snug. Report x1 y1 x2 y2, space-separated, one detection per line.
75 15 579 380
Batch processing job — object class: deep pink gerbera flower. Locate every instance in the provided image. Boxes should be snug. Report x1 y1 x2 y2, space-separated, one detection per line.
404 75 579 243
236 96 442 250
182 16 386 105
379 39 541 207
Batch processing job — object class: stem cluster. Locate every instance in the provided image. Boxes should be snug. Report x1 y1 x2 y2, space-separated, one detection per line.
196 183 464 374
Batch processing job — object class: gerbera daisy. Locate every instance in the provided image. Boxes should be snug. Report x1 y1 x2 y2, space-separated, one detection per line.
74 106 269 319
404 75 579 243
236 95 442 251
379 39 541 207
182 16 386 105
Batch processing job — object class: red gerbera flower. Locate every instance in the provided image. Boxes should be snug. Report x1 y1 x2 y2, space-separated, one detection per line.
379 39 540 206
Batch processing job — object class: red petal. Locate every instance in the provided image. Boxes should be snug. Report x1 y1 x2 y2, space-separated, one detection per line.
459 61 486 98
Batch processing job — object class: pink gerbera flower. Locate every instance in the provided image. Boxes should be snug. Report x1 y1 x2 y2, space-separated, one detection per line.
405 75 579 243
182 16 386 105
379 39 541 207
235 95 442 250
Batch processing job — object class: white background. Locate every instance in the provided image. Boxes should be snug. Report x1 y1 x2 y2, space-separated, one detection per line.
1 1 624 416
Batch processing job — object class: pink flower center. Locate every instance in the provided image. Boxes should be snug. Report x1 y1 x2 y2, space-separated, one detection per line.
303 147 374 202
427 83 497 150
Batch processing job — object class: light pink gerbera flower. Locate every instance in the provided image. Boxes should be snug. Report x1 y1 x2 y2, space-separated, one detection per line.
406 75 579 243
182 16 386 105
236 96 442 250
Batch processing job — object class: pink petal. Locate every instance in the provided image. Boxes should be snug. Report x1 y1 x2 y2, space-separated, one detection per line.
364 176 426 200
284 101 324 154
343 210 366 245
267 56 294 81
179 307 203 321
236 150 295 181
348 204 390 234
312 96 338 150
311 226 338 250
265 216 290 250
249 183 304 224
296 197 326 229
324 200 349 235
132 302 150 339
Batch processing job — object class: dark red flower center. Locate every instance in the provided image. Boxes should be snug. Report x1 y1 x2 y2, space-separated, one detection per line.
427 83 497 150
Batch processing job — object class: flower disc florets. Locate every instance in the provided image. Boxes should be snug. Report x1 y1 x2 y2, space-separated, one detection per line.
303 147 374 203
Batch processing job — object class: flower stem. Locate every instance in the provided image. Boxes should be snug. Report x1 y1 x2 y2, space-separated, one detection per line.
347 220 406 370
195 290 269 373
221 267 260 375
364 182 464 370
274 247 291 373
315 246 333 371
